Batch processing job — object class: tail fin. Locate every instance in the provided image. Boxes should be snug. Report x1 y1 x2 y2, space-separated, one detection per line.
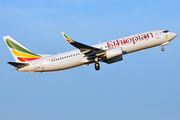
3 36 42 63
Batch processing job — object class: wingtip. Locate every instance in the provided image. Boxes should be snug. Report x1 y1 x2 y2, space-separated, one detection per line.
3 35 10 40
61 32 73 43
61 32 64 35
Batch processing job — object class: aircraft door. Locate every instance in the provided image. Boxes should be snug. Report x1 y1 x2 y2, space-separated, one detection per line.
40 61 44 70
154 31 164 45
155 32 159 39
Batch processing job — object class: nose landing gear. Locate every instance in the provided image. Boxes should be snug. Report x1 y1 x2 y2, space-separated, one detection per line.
94 57 100 71
161 42 169 51
161 47 165 51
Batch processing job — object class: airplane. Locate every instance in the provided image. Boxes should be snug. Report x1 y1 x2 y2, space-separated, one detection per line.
3 30 177 73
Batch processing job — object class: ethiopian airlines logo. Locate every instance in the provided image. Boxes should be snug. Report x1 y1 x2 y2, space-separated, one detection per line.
107 32 154 49
6 39 42 62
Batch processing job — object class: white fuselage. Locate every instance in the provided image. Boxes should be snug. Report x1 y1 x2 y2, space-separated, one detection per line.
18 30 177 72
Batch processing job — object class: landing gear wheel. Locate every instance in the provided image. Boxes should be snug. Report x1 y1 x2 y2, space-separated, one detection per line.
95 62 100 71
161 47 165 51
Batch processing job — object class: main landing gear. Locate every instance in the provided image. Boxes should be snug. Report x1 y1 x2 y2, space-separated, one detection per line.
95 62 100 71
94 57 100 71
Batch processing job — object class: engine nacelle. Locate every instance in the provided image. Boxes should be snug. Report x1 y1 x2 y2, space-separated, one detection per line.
105 55 123 64
106 47 123 59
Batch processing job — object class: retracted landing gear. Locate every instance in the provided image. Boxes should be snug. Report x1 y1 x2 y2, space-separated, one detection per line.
95 62 100 71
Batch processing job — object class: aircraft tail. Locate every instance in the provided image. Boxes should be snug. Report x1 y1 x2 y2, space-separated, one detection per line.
3 36 42 63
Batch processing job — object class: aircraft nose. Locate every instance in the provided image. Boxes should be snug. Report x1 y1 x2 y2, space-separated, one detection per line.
171 32 177 38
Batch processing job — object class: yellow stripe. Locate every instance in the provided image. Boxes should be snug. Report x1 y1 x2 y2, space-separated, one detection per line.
64 34 72 42
11 50 41 58
65 37 72 42
165 35 168 39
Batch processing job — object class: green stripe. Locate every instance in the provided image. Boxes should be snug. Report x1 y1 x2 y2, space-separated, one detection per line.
6 39 41 57
64 34 70 39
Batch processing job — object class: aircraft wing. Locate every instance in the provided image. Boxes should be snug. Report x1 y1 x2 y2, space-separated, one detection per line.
61 32 106 58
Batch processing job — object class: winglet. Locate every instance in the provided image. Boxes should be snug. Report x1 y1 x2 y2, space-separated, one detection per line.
61 32 73 43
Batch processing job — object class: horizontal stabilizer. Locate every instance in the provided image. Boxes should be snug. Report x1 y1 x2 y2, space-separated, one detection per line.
7 62 29 68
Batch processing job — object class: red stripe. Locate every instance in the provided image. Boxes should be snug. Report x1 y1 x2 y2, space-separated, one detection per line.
17 57 40 62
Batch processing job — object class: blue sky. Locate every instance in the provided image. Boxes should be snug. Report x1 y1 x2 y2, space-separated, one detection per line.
0 0 180 120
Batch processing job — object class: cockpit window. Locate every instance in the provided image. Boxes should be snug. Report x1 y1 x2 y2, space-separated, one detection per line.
163 30 169 33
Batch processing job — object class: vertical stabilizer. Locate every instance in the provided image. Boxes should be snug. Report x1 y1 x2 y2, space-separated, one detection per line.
3 36 42 63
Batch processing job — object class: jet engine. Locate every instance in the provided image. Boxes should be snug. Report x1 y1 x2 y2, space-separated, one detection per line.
105 47 123 64
106 47 123 59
